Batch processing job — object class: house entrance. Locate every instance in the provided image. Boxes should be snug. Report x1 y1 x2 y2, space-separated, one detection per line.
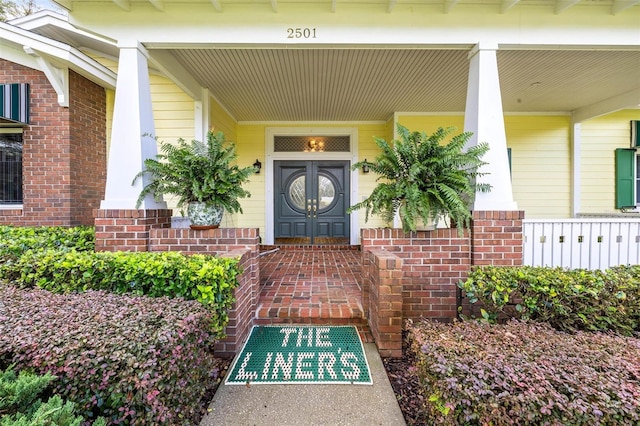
274 160 350 245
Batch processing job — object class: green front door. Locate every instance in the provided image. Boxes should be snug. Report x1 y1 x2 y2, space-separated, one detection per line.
274 160 350 244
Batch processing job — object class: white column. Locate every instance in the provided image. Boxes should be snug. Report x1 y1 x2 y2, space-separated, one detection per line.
571 122 581 217
464 43 517 211
100 42 167 210
194 87 210 141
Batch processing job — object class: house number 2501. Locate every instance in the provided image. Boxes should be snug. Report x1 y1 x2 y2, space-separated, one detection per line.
287 28 317 39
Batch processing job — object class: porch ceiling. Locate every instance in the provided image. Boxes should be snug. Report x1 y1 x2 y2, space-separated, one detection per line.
169 47 640 122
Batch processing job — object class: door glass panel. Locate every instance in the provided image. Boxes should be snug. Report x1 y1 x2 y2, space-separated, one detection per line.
318 176 335 209
289 176 306 209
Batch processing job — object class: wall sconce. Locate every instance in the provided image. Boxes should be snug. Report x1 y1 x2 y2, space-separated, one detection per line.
253 159 262 174
362 159 370 174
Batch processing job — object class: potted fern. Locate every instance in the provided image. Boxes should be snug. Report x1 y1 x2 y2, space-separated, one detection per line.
133 130 255 229
348 124 491 235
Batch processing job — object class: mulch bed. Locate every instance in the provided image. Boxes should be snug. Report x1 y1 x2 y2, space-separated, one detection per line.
382 333 423 426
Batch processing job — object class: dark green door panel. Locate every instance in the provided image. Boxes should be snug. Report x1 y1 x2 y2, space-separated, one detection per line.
274 160 350 243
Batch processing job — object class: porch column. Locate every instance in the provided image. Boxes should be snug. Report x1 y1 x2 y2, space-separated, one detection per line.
464 43 517 211
100 42 166 210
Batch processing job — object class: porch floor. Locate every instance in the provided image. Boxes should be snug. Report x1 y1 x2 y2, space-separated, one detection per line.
256 246 369 339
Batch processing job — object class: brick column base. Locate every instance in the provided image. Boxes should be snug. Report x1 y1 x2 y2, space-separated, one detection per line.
94 209 172 252
471 210 525 266
365 249 403 358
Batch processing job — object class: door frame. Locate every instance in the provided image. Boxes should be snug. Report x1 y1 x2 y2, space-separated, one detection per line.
264 126 359 245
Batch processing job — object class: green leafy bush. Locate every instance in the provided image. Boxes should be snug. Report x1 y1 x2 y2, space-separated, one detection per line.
0 285 218 425
408 319 640 425
459 265 640 335
1 250 239 337
0 367 105 426
0 226 94 263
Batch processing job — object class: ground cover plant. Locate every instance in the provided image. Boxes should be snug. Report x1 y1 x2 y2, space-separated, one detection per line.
460 265 640 335
399 319 640 425
0 285 222 425
0 367 106 425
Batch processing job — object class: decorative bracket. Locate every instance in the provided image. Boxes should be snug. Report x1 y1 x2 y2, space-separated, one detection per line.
23 46 69 107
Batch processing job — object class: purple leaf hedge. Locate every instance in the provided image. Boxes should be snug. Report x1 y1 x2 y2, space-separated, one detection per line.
0 284 218 425
409 319 640 425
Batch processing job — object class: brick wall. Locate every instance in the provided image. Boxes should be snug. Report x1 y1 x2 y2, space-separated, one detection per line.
361 211 525 355
0 60 107 226
214 248 260 358
361 227 471 323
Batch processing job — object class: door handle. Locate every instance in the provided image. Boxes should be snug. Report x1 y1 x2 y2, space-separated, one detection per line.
312 199 317 218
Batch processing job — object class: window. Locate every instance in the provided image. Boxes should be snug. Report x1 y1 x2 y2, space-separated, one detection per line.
0 131 23 205
615 121 640 210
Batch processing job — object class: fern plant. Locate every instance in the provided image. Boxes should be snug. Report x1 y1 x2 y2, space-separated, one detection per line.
133 131 255 214
348 124 491 234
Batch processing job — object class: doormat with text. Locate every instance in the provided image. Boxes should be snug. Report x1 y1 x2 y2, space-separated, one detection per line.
225 325 372 385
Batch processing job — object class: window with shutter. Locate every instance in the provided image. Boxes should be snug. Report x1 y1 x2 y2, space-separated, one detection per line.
615 148 635 209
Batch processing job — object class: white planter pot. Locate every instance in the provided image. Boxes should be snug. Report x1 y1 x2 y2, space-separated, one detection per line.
187 202 224 229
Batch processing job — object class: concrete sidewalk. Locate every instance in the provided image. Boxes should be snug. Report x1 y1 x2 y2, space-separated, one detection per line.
200 343 406 426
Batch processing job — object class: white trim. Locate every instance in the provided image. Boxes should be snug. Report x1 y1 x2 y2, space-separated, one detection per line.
264 126 359 245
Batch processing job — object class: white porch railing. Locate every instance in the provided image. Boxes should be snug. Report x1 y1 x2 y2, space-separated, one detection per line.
523 219 640 270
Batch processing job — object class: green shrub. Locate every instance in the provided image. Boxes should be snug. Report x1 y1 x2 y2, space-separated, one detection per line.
0 226 94 263
0 368 56 415
1 250 240 337
0 367 105 426
459 265 640 335
409 319 640 425
0 285 218 425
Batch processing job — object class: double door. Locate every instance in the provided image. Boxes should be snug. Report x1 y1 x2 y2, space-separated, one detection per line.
274 160 350 244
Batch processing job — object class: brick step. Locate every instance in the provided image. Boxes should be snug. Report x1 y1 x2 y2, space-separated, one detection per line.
254 316 373 343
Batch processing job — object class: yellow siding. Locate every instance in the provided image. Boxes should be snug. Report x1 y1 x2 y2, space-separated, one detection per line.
397 115 465 135
105 88 114 153
148 74 195 143
210 97 237 142
227 124 265 230
353 122 391 230
505 115 572 218
580 110 640 214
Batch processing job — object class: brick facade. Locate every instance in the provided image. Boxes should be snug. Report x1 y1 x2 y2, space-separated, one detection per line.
0 60 107 227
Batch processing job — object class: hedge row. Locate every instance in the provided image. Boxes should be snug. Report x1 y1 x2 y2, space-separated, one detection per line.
459 265 640 335
0 225 94 262
0 285 219 425
0 250 240 337
409 319 640 425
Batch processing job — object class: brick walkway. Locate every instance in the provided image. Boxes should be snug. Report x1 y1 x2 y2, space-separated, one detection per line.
256 248 366 329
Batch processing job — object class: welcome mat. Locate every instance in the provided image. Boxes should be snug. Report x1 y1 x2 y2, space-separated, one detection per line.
225 325 372 385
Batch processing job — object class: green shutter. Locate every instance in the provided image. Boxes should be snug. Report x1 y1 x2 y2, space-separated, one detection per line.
615 148 635 209
632 120 640 148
